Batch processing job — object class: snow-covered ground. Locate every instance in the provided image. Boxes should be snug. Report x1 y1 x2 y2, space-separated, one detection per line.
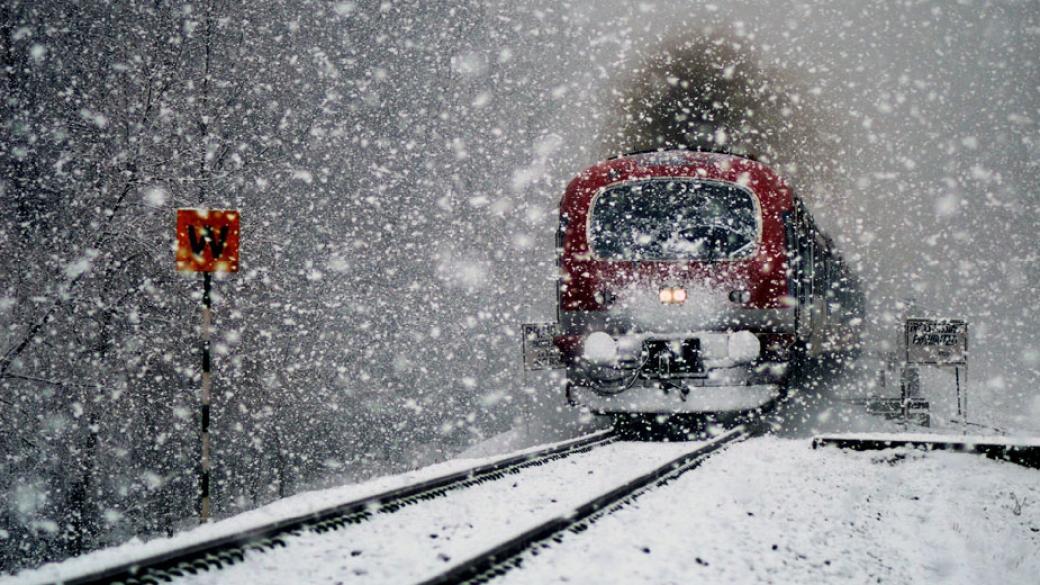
8 366 1038 585
496 436 1040 585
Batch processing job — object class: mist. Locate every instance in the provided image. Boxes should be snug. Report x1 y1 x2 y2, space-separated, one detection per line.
1 0 1038 574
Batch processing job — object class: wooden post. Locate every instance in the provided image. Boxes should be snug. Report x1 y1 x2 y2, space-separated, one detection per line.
200 271 212 522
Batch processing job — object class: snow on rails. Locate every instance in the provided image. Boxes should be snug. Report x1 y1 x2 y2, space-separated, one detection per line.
36 431 618 585
44 421 772 585
37 421 767 585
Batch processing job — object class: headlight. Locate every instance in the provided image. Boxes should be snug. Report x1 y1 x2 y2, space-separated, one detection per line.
728 331 761 362
583 331 618 365
659 287 687 304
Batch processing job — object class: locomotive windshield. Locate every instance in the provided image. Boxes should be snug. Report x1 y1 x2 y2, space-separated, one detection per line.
588 179 759 261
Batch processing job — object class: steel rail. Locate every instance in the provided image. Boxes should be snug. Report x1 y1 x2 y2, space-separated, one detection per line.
59 429 618 585
415 425 753 585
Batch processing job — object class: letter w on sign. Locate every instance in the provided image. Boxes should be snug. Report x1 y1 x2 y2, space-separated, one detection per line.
176 209 240 272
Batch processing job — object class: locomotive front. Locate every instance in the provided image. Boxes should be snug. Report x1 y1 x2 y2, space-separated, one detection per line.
555 151 796 414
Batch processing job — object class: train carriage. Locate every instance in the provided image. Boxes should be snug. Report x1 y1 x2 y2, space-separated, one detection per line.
553 150 863 414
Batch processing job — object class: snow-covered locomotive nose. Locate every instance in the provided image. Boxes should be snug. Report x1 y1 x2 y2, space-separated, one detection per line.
606 281 733 333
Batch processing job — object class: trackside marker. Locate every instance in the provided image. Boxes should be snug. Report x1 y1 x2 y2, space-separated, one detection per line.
812 433 1040 469
177 208 241 523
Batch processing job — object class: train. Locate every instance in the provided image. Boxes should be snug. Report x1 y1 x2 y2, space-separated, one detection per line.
552 149 864 415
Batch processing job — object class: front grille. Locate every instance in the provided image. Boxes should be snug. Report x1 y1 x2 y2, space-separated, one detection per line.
641 339 704 378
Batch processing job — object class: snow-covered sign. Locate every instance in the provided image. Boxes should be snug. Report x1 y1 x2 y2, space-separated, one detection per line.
905 319 967 365
176 209 241 273
522 323 563 370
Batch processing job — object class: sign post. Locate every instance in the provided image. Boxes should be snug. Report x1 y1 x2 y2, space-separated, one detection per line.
521 323 563 372
176 209 240 523
904 318 968 421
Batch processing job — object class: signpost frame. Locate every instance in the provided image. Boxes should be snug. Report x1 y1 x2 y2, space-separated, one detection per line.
904 318 969 422
521 322 563 380
176 208 240 523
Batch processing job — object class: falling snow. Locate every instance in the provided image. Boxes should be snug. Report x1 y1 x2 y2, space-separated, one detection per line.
1 0 1039 580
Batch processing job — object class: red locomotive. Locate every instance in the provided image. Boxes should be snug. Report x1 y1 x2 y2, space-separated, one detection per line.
554 150 863 414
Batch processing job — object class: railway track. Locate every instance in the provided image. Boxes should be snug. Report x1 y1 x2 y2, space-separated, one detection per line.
57 403 777 585
59 429 618 585
416 425 753 585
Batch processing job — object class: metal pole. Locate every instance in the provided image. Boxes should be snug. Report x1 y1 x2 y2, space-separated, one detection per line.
956 364 965 422
900 366 908 423
201 271 212 522
955 365 961 418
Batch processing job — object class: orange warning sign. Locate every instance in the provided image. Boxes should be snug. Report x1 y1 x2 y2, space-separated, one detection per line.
176 209 240 273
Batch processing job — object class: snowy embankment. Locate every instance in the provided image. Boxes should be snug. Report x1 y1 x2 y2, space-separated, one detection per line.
496 436 1040 585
